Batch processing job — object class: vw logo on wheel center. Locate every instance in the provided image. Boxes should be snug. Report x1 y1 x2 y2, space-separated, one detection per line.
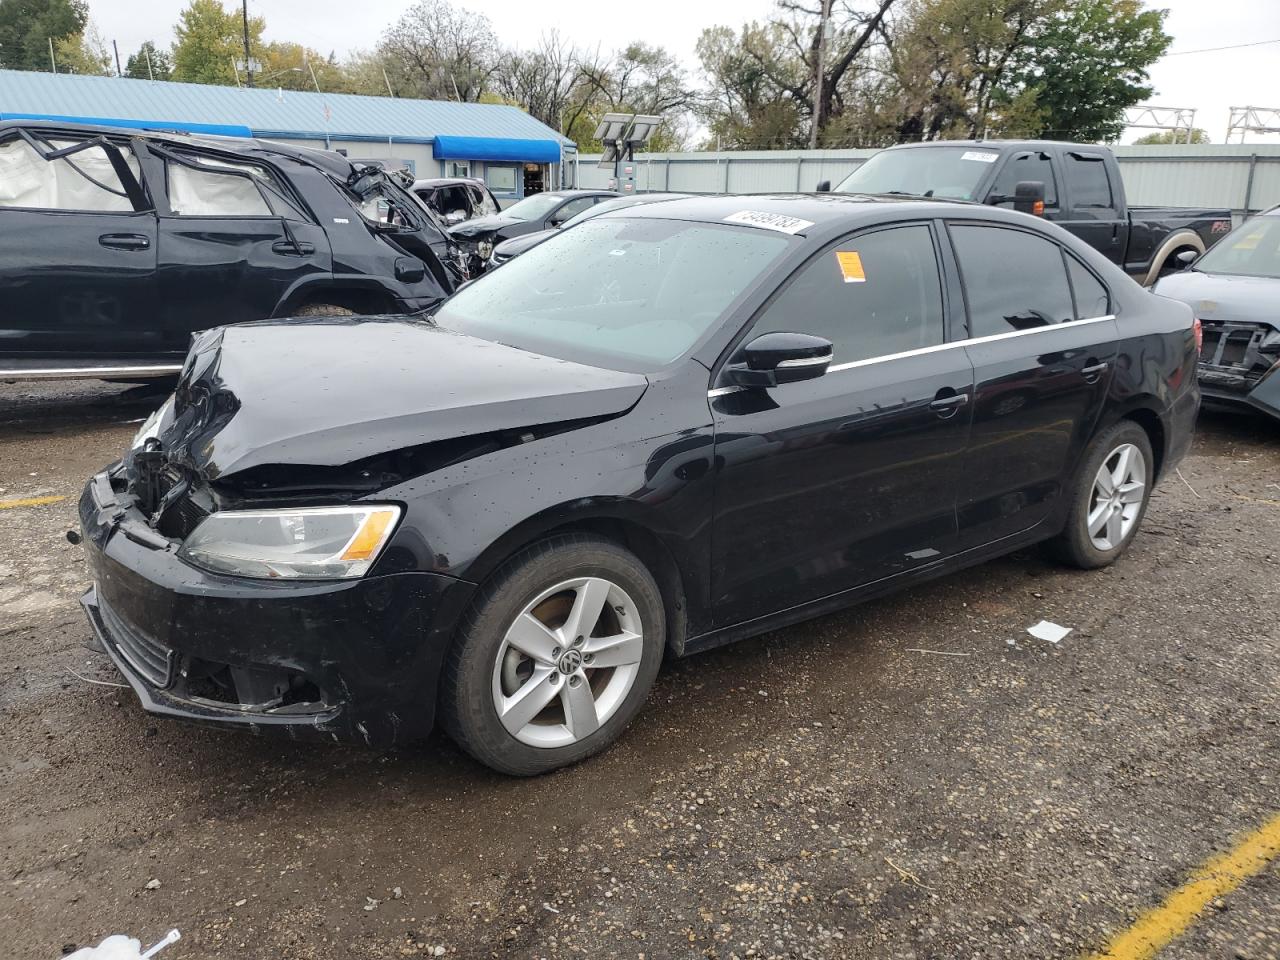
557 648 584 675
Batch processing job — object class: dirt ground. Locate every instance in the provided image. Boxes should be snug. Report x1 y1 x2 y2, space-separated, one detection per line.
1 380 1277 960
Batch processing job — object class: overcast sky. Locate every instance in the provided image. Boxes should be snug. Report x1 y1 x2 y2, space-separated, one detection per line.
86 0 1280 144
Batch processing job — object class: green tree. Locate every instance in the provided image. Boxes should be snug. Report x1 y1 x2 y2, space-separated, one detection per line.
171 0 264 86
1012 0 1171 142
124 40 173 80
0 0 87 71
52 22 110 75
1134 128 1210 145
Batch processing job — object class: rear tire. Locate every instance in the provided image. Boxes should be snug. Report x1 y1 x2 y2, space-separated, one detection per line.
293 302 356 317
1050 420 1154 569
441 535 664 776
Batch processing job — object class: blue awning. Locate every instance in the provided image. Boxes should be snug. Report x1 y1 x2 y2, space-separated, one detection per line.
433 135 561 164
0 112 252 137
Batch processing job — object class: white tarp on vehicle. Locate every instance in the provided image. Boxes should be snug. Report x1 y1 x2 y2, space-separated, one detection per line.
0 138 140 211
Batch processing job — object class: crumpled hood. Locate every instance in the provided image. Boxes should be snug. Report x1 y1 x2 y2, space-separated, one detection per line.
160 317 648 480
449 214 523 239
1153 271 1280 330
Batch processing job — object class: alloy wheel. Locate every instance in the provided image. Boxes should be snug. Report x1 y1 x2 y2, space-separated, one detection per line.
1087 442 1147 551
491 577 644 748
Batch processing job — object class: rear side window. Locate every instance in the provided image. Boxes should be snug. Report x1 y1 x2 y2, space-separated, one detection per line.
1066 255 1111 318
1065 154 1114 210
951 224 1074 335
751 224 945 363
0 137 141 212
990 151 1058 208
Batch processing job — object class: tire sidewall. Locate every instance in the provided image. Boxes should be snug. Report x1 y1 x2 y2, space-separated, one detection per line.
444 538 665 776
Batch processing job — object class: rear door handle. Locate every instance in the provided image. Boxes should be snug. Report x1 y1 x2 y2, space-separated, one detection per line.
99 233 150 251
271 240 316 256
1082 360 1109 382
929 392 969 418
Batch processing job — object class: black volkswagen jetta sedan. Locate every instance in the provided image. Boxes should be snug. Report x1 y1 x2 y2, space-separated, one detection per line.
78 195 1199 775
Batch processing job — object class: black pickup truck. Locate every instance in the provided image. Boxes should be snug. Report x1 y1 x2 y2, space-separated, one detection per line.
0 121 462 381
824 140 1233 285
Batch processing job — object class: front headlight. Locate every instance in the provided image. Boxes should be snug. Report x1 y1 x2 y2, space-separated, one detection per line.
476 240 494 258
178 505 401 579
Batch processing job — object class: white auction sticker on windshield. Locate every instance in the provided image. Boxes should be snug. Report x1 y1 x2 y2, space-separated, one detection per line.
723 210 814 234
961 151 1000 163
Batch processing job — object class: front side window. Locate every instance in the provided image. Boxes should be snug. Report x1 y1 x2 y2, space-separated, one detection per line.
951 224 1075 335
469 184 498 216
751 224 945 363
990 151 1058 208
1065 154 1114 210
435 185 471 218
553 196 596 223
0 136 141 212
433 217 792 370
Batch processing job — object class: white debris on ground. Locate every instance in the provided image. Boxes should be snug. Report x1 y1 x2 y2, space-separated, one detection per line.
1026 620 1073 644
63 929 180 959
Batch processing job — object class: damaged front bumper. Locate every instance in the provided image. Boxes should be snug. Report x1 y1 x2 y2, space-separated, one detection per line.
1197 319 1280 420
77 471 474 747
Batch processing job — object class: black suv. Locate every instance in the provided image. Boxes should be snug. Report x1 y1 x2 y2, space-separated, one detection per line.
0 121 461 379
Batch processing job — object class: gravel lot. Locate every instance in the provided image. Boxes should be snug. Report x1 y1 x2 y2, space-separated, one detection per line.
1 380 1277 960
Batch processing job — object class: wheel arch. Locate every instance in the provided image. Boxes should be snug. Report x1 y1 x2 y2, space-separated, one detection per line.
459 500 694 660
1140 229 1206 286
1098 399 1168 481
274 278 402 317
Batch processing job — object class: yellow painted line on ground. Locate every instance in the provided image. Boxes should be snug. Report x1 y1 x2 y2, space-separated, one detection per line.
0 494 67 510
1087 810 1280 960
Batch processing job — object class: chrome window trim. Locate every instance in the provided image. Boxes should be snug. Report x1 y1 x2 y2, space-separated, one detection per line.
708 314 1115 398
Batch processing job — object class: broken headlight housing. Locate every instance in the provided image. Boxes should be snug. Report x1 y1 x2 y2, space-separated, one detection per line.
131 395 175 449
178 505 401 579
476 239 494 259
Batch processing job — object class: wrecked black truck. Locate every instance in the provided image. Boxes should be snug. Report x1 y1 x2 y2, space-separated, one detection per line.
1153 206 1280 422
0 120 464 381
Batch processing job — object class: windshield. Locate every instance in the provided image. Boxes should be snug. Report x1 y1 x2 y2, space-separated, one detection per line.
433 217 792 370
834 146 998 200
1194 217 1280 279
500 192 566 221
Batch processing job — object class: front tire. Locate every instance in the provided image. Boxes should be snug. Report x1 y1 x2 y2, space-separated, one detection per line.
441 535 665 776
1051 420 1154 569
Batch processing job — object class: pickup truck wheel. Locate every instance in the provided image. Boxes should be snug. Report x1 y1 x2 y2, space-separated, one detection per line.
293 303 356 317
441 535 665 776
1050 421 1154 570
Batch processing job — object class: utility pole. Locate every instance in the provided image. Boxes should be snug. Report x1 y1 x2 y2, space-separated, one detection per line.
144 45 154 81
112 39 122 77
809 0 833 150
241 0 254 87
48 36 57 73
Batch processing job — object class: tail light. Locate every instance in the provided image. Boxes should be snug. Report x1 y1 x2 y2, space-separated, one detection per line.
1192 317 1203 354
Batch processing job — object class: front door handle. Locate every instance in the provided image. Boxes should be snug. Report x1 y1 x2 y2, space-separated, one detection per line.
271 240 316 256
1082 360 1109 383
929 392 969 418
99 233 150 251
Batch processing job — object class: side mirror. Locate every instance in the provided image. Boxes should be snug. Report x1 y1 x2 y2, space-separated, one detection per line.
726 332 833 388
815 180 832 193
1176 249 1199 269
1013 181 1046 217
394 257 426 283
444 210 466 226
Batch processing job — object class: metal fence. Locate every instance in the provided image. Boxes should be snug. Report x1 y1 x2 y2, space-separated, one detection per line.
568 144 1280 221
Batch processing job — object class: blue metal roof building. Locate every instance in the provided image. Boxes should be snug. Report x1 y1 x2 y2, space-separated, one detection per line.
0 69 576 200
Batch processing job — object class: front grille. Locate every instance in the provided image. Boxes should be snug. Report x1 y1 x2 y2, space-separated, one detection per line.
99 597 174 687
1198 320 1274 387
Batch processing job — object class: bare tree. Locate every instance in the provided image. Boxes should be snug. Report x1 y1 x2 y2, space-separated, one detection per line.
380 0 499 101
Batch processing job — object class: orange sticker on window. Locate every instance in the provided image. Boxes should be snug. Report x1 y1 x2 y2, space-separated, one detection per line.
836 250 866 283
